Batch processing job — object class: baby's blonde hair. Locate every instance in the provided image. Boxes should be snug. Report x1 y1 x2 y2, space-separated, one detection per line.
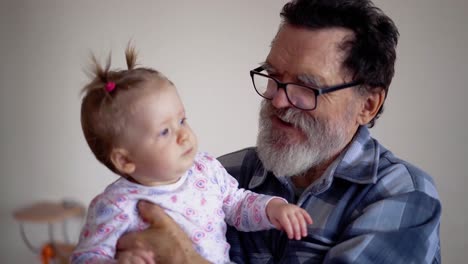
81 45 172 175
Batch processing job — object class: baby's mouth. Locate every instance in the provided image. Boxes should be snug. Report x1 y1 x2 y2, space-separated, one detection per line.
183 147 193 156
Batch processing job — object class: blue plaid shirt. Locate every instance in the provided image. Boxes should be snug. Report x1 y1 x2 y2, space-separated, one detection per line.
219 126 441 264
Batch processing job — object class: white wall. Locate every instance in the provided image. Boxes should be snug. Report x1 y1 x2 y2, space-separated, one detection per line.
0 0 466 263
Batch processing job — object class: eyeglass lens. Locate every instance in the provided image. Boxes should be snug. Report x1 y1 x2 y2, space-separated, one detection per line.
253 74 316 110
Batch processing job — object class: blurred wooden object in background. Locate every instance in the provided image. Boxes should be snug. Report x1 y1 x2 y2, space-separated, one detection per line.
13 200 85 264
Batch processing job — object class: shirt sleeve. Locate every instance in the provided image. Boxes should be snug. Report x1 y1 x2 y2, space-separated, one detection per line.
205 154 277 232
70 192 136 264
323 183 441 263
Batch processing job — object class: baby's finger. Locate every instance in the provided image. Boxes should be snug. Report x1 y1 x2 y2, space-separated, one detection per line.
302 209 313 225
295 211 308 237
280 216 294 239
287 213 301 240
303 210 313 237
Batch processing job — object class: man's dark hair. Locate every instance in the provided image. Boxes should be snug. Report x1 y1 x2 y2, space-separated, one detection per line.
281 0 399 127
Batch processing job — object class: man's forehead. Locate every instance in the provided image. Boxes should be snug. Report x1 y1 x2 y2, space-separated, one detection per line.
266 25 354 84
273 24 354 51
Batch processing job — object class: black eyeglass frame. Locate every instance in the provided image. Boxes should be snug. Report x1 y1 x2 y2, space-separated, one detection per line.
250 66 363 110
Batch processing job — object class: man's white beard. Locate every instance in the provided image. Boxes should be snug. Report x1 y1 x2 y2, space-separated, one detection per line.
256 101 350 178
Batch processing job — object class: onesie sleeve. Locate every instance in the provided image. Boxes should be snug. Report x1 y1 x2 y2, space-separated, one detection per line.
204 153 277 232
70 192 136 263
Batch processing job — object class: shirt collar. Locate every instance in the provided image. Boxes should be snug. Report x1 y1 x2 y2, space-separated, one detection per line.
332 125 379 184
249 125 379 189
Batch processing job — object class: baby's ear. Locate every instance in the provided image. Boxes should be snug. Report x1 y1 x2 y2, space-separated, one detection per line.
110 148 136 174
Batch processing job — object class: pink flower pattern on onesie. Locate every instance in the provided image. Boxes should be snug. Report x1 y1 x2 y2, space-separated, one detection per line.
71 152 276 264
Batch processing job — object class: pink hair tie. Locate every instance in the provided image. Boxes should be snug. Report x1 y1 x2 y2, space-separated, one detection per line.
105 82 116 92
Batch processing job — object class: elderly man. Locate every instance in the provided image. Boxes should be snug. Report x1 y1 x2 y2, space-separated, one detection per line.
118 0 441 263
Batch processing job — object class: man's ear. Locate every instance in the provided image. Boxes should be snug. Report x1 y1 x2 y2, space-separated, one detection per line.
110 148 136 174
357 88 386 125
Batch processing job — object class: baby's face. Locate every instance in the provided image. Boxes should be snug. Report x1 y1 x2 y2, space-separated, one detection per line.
122 81 198 186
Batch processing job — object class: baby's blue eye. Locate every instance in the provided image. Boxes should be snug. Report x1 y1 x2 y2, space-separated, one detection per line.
180 118 187 125
159 128 169 136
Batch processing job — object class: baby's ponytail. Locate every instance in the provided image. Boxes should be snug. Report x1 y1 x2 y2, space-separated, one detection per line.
125 45 137 70
80 43 171 176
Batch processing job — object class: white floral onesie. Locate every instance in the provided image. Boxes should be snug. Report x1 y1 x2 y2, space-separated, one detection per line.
71 152 277 264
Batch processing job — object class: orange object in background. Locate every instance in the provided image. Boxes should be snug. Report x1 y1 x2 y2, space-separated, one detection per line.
41 244 54 264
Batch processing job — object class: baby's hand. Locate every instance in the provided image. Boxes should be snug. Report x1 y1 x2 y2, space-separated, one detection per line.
117 249 155 264
266 198 313 240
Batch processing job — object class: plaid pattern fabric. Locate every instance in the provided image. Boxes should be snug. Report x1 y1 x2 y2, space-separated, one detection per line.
219 126 441 264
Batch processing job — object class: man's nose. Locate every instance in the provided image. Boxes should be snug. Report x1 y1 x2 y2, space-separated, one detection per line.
271 87 292 109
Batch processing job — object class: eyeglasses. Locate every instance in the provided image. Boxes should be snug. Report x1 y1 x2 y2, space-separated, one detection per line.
250 66 362 110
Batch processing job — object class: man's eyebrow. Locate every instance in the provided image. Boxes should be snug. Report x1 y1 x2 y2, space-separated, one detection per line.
261 62 325 87
297 74 324 87
261 62 277 73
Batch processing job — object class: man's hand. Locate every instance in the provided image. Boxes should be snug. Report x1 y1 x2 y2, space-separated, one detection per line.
117 249 155 264
266 198 313 240
117 201 209 264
